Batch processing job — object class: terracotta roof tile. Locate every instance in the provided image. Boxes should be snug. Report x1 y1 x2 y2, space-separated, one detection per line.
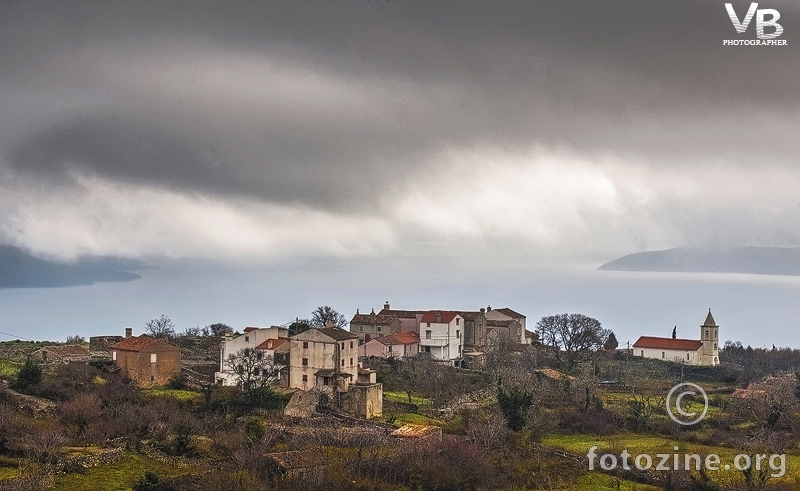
632 336 703 351
420 310 459 324
255 338 287 350
373 332 419 346
111 336 162 352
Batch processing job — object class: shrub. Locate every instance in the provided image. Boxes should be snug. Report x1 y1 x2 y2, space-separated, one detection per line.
12 358 42 392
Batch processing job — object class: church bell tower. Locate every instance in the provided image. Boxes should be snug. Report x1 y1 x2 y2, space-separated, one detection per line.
700 309 719 366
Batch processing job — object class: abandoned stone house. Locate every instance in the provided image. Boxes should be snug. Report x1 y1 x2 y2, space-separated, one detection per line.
110 332 181 387
31 344 90 364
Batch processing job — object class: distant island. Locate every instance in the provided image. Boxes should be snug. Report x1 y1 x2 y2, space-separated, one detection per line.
0 245 147 288
598 246 800 276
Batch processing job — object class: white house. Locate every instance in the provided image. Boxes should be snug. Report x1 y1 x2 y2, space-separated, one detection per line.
632 310 720 366
215 326 288 385
419 310 463 365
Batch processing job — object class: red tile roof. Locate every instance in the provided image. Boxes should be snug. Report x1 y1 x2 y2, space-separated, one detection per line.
457 311 480 320
243 327 258 333
632 336 703 351
374 332 419 346
111 336 162 352
255 338 287 350
420 311 460 324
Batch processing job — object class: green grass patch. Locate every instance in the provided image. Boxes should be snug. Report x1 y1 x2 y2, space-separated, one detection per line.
142 387 202 402
558 472 660 491
0 359 21 378
53 451 198 491
383 390 431 406
543 432 800 487
374 411 442 427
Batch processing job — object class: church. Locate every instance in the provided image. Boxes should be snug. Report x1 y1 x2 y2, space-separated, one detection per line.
632 310 720 366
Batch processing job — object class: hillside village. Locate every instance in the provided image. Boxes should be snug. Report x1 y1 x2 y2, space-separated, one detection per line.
2 307 800 490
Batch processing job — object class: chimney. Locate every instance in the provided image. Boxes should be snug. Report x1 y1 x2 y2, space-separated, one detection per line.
436 310 442 323
125 327 132 338
480 308 485 314
384 301 390 310
487 305 492 312
325 318 334 328
370 308 375 322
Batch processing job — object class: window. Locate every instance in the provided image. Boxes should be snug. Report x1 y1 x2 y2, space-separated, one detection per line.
245 336 249 343
349 357 353 365
323 376 329 385
426 330 432 339
150 353 157 363
456 330 460 339
661 352 665 359
303 341 309 349
640 350 644 357
341 342 345 350
112 351 117 361
302 375 308 382
426 322 431 327
302 358 308 366
705 330 709 339
424 346 430 353
687 353 690 360
341 359 345 367
359 325 364 332
377 326 382 332
714 343 717 350
456 318 460 326
350 341 353 349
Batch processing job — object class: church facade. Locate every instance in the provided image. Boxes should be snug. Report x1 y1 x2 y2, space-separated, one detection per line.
632 310 720 366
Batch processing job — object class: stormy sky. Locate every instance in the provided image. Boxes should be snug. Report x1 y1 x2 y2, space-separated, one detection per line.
2 0 799 266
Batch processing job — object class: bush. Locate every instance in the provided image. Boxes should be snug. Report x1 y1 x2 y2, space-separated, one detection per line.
133 471 162 491
12 358 42 392
497 385 534 432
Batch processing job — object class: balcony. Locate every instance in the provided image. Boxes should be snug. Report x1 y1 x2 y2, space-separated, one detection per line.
420 337 450 346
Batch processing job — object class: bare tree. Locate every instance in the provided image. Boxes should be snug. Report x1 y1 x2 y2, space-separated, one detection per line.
225 348 284 392
537 313 609 371
145 314 176 339
311 306 347 328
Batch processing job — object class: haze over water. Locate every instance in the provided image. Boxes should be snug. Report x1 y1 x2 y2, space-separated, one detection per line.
1 259 797 349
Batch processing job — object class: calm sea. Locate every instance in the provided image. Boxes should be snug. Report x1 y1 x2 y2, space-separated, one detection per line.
1 258 798 348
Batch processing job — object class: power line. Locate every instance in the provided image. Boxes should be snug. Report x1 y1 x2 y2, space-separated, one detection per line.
0 330 36 341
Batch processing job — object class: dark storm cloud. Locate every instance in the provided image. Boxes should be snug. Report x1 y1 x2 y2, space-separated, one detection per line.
2 0 798 207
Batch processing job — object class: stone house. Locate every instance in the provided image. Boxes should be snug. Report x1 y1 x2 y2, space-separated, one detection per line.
377 302 425 334
32 344 90 364
289 326 359 392
349 309 402 343
110 333 181 387
484 306 526 344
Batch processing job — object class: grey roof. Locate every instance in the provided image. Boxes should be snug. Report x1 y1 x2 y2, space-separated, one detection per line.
702 309 717 327
317 326 358 341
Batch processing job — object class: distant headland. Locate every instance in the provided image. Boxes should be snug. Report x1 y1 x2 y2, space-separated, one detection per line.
599 246 800 276
0 245 146 288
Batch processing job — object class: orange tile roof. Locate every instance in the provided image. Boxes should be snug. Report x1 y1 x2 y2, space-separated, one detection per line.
373 332 419 346
420 310 459 324
111 336 161 352
632 336 703 351
255 338 287 350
